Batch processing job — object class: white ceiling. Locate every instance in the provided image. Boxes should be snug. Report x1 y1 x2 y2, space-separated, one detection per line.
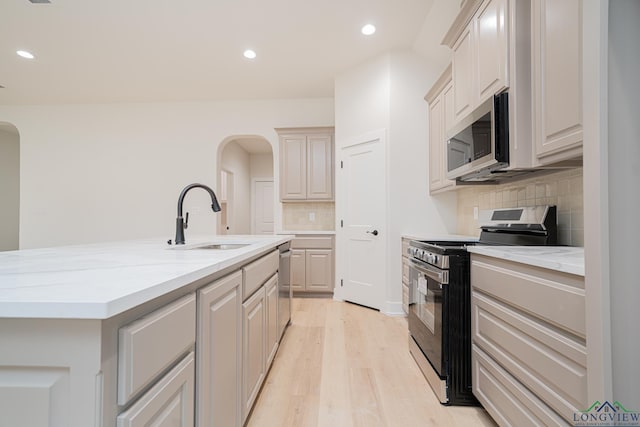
0 0 459 105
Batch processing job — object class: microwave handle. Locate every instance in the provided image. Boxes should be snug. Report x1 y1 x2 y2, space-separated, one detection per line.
493 92 509 163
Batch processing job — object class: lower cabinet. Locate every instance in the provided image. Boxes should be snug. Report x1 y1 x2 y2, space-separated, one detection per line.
290 235 335 293
470 254 586 426
242 284 266 423
197 271 242 427
265 274 279 367
116 352 195 427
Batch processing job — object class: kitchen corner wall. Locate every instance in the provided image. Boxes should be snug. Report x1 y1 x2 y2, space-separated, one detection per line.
457 168 584 246
282 202 334 231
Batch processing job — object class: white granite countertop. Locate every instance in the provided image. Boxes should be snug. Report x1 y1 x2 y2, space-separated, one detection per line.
467 246 585 276
278 230 335 235
0 235 293 320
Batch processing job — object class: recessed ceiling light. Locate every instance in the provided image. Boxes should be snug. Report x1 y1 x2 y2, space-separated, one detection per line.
243 49 257 59
17 50 35 59
361 24 376 36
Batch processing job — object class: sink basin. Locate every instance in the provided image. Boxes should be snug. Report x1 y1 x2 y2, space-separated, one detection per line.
193 243 250 250
169 242 251 251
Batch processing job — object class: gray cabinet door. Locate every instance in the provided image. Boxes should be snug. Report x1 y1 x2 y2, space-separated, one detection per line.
280 135 307 200
242 286 266 423
532 0 583 162
265 274 279 366
197 271 242 427
305 249 333 292
290 249 306 291
306 134 333 200
116 352 195 427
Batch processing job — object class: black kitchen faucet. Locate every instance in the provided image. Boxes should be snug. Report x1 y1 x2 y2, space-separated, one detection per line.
174 183 221 245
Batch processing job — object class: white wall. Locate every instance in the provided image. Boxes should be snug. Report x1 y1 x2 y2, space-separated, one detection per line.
0 98 333 248
220 142 251 234
388 51 457 308
0 126 20 251
249 153 274 180
608 0 640 408
335 50 457 314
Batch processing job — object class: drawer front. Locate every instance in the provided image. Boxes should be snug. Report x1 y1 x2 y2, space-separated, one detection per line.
472 345 570 427
118 294 196 405
243 250 279 300
117 351 195 427
472 292 587 421
471 255 586 337
290 236 333 249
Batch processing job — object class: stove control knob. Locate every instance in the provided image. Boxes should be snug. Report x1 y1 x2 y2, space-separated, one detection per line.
432 255 438 264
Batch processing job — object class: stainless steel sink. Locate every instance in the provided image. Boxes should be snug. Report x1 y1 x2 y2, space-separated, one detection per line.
193 243 250 250
169 242 251 250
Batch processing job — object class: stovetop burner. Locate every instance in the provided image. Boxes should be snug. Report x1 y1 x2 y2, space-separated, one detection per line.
408 206 558 268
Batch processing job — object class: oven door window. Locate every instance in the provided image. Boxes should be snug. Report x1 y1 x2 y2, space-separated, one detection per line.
415 274 436 333
409 267 445 376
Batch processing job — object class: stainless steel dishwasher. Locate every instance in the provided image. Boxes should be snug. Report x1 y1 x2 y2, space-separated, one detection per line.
278 242 292 339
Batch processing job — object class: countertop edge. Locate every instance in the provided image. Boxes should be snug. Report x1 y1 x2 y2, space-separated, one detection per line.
467 246 585 276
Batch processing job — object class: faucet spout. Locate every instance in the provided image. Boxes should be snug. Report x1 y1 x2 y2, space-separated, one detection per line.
175 183 221 245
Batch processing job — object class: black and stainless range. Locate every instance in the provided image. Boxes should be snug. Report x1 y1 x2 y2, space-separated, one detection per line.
407 206 557 406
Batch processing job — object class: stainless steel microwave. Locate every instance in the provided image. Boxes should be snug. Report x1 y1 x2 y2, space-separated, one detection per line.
446 92 509 182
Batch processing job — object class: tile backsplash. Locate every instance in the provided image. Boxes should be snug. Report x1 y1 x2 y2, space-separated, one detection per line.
457 168 584 246
282 202 335 231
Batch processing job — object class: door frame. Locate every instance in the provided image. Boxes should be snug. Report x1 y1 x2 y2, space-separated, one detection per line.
218 169 234 235
334 129 389 311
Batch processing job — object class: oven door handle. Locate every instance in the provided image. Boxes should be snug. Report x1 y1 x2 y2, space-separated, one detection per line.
409 259 448 284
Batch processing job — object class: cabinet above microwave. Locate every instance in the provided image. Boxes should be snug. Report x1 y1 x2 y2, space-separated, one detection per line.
429 0 582 186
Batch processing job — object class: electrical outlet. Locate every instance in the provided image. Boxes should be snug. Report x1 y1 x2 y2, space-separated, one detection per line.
473 206 479 220
309 212 316 222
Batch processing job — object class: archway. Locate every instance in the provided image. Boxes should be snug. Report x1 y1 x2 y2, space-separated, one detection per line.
0 122 20 251
216 136 274 235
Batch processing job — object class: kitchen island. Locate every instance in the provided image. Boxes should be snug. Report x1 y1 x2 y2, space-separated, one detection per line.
0 234 292 427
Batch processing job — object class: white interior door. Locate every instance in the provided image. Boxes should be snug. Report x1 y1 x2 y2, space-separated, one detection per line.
253 179 274 235
337 131 386 310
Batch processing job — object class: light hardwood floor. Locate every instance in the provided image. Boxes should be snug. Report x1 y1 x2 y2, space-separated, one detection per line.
246 298 497 427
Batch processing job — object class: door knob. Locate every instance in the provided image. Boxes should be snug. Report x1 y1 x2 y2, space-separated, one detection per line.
366 230 379 236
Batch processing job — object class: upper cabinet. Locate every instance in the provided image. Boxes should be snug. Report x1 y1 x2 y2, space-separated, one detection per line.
425 64 456 194
452 26 474 122
277 127 334 201
475 0 509 102
532 0 583 164
447 0 509 124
